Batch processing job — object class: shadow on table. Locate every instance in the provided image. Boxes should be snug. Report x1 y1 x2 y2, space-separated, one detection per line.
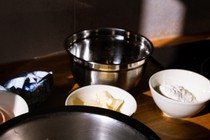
152 40 210 78
133 93 210 140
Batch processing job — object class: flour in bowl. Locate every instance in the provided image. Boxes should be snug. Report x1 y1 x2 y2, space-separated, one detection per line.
157 84 197 103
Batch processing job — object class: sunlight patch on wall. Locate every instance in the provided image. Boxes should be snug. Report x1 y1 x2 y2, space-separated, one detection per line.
139 0 186 41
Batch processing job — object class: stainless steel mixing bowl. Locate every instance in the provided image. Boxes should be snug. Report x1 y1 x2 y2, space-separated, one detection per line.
0 106 160 140
65 28 153 90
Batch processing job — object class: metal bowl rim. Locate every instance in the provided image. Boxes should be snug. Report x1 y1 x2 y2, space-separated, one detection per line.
65 28 153 71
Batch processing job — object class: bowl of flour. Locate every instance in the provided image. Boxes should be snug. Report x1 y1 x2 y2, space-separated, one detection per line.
149 69 210 118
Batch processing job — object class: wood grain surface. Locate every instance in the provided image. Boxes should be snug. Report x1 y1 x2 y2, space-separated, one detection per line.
0 40 209 139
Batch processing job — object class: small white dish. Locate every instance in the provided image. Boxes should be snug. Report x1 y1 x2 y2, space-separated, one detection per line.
65 85 137 116
0 91 29 123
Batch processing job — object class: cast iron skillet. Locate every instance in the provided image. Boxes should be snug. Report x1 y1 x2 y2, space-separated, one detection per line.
0 106 160 140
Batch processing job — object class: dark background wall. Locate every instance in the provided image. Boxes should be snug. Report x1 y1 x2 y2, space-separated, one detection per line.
0 0 210 64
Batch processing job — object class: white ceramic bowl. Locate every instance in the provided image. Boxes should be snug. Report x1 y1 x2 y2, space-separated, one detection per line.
65 85 137 116
0 91 29 123
149 69 210 118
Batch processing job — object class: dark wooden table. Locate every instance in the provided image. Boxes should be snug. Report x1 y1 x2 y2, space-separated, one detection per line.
0 50 209 140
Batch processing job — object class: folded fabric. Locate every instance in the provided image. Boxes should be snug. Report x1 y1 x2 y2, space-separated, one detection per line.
2 71 53 110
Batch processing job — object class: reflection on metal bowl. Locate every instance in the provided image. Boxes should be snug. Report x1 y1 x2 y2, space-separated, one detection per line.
65 28 153 90
0 106 160 140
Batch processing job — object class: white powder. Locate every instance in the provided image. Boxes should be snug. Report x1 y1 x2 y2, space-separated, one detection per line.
158 84 197 103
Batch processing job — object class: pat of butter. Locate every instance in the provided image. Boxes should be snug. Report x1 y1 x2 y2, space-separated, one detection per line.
106 98 124 111
83 99 99 107
83 90 124 111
